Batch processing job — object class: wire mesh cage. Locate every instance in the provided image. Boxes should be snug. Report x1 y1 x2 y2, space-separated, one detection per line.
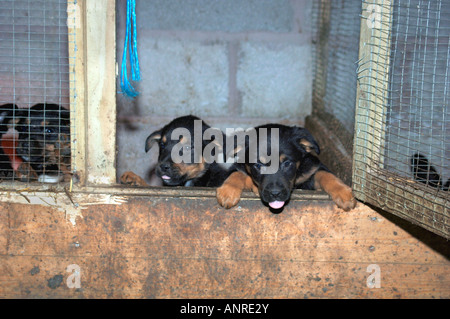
354 0 449 238
312 0 362 154
310 0 362 187
0 0 75 184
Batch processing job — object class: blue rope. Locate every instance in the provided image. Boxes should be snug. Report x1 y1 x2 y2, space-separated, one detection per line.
120 0 140 98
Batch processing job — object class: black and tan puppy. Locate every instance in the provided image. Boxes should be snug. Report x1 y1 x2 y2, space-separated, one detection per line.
216 124 356 212
121 115 234 187
15 103 71 182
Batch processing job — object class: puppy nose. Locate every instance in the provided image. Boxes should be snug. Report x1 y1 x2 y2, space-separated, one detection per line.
270 188 283 197
159 162 170 172
267 183 287 199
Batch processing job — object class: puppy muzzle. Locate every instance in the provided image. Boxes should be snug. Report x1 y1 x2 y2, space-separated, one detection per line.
261 180 291 210
17 138 43 162
156 162 185 186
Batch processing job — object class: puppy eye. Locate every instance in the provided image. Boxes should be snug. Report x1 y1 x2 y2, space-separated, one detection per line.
45 128 54 134
281 160 293 169
159 142 165 150
253 163 262 170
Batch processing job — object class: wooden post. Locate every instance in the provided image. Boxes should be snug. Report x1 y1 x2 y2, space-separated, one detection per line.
68 0 87 185
84 0 117 186
353 1 392 201
68 0 117 186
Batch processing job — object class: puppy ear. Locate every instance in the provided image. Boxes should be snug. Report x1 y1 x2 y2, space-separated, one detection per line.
0 104 19 126
294 127 320 155
299 138 320 154
203 127 223 147
145 129 162 153
224 128 253 162
203 130 225 163
225 144 244 161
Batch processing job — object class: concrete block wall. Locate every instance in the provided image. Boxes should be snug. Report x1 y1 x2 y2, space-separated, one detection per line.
116 0 314 183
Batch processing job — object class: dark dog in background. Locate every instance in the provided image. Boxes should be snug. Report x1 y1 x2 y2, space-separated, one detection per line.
15 103 71 182
216 123 356 212
411 153 449 191
121 115 234 187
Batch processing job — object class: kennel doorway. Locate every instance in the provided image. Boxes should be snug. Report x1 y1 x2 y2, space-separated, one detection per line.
116 0 315 186
0 0 446 236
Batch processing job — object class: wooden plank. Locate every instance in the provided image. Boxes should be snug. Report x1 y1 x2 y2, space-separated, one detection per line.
305 115 353 186
353 0 392 201
85 0 117 185
68 0 87 186
0 195 448 298
359 170 450 239
311 0 331 110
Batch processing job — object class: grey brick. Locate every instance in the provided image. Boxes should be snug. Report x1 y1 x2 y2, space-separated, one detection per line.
136 38 229 117
136 0 293 33
237 42 312 119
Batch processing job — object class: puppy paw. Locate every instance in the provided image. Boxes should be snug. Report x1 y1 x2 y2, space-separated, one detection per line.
314 171 357 211
330 184 357 211
216 184 242 209
120 171 148 187
16 162 38 182
251 185 259 196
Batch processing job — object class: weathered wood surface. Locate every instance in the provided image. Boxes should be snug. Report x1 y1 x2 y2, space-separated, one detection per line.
85 0 117 185
0 191 448 299
305 115 353 186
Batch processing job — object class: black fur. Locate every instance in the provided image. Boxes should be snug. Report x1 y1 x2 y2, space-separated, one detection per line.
218 123 355 212
16 103 70 178
411 153 449 191
235 124 328 209
145 115 234 187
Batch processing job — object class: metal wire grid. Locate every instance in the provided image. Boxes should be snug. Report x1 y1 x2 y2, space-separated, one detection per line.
311 0 362 153
311 0 329 108
386 0 450 189
354 0 449 238
0 0 74 184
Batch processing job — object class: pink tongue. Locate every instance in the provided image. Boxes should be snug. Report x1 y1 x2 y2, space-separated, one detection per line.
161 175 171 180
269 201 285 209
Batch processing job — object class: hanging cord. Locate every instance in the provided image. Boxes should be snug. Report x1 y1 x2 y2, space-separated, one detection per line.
120 0 140 97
